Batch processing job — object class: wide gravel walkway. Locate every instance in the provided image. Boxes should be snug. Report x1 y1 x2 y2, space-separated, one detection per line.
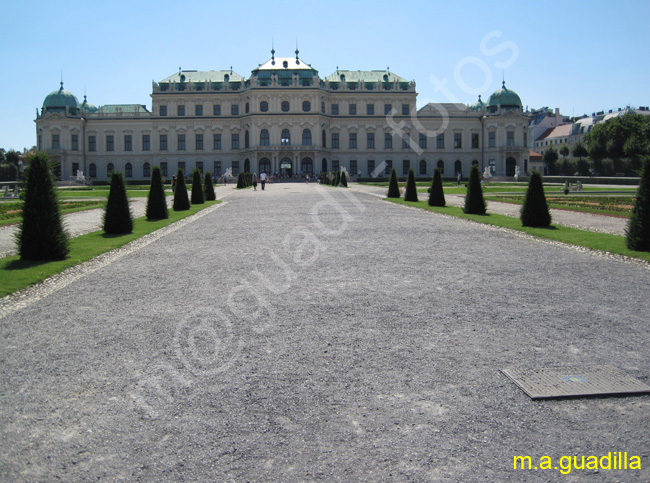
1 183 649 481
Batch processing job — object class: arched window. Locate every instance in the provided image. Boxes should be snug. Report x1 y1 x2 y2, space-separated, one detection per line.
472 159 479 166
301 157 314 175
125 162 133 178
245 130 250 149
260 129 270 146
302 100 311 112
454 160 462 175
281 129 291 146
321 102 325 113
281 101 290 112
107 163 114 177
260 101 268 112
244 159 250 173
89 163 96 178
302 129 312 146
259 157 271 174
322 130 327 148
245 102 250 113
143 162 151 178
437 160 444 172
322 158 327 173
419 159 427 175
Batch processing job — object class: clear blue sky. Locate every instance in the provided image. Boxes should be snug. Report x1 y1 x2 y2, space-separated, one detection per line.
2 0 649 152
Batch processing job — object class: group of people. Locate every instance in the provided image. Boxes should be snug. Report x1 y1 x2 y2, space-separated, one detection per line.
251 172 267 191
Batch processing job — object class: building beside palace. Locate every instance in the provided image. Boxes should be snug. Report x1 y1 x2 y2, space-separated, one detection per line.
35 50 530 182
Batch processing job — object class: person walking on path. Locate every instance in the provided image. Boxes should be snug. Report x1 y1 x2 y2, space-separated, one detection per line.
260 172 267 190
457 172 462 187
252 172 258 191
171 175 177 198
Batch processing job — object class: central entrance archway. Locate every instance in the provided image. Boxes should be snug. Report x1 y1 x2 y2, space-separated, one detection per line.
259 157 271 174
280 157 293 177
301 157 314 175
506 157 516 177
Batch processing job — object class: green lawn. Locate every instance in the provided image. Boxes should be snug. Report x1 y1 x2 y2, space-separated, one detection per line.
0 201 106 227
386 198 650 263
0 201 220 297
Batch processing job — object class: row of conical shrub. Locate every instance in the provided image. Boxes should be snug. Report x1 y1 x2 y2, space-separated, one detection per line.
320 171 348 187
236 172 255 188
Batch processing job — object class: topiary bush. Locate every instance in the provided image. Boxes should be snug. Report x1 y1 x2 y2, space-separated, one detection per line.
173 169 190 211
191 169 205 204
236 172 245 189
463 164 487 214
626 157 650 251
146 165 169 220
387 168 400 198
103 171 133 234
520 170 551 227
16 152 69 260
204 171 216 201
428 168 446 207
404 168 418 201
340 170 348 187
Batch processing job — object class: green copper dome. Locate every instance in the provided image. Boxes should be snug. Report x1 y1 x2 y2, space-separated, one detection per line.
80 95 98 113
488 81 522 109
43 82 80 112
469 95 486 111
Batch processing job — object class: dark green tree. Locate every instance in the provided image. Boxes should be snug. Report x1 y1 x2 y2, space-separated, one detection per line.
387 168 400 198
403 168 418 201
236 172 245 189
463 164 487 214
103 171 133 234
626 157 650 251
520 170 551 227
16 152 69 260
334 170 341 186
572 141 588 162
191 169 205 204
173 169 190 211
204 172 216 201
340 170 348 187
146 165 169 220
428 168 446 206
543 146 559 175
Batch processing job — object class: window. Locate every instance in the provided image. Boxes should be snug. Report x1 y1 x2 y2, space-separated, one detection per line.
419 159 427 175
402 104 410 115
160 134 167 151
232 133 239 149
213 104 221 116
88 135 96 152
402 159 410 175
143 162 151 178
384 133 392 149
489 131 496 148
331 133 339 149
302 100 311 112
281 101 290 112
196 161 203 173
350 159 357 175
523 132 528 147
349 103 357 115
196 104 203 116
178 105 185 116
322 130 327 148
281 129 291 146
107 163 114 176
245 131 250 149
349 132 357 149
367 159 375 176
178 134 186 150
214 161 222 176
302 129 312 146
71 134 78 151
196 133 203 150
231 104 239 116
245 102 250 113
142 134 150 151
260 129 270 146
437 160 444 172
124 135 132 151
437 133 444 149
384 103 392 115
106 135 114 151
419 133 427 150
385 159 392 176
161 162 168 177
332 160 340 171
178 161 185 174
367 132 375 149
331 104 339 115
472 133 479 149
507 131 515 147
454 133 462 149
260 101 268 112
366 103 374 115
160 105 167 116
232 161 239 175
213 133 222 150
125 162 133 178
89 163 96 178
489 159 496 174
402 133 409 149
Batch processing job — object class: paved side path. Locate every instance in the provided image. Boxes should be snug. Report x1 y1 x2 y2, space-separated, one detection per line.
1 184 649 481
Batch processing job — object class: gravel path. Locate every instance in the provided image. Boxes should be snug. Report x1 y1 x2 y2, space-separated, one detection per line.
1 183 649 481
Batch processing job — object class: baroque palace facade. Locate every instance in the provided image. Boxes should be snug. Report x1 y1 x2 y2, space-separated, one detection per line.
35 51 529 181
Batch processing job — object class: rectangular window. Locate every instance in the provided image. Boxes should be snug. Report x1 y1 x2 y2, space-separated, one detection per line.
232 133 240 149
384 103 392 115
160 134 168 151
232 161 240 175
332 160 340 171
213 104 221 116
489 131 496 147
349 103 357 115
437 133 444 149
196 133 203 150
367 159 375 176
385 133 392 149
124 135 132 151
366 103 374 115
523 132 528 147
71 134 79 151
349 132 357 149
178 105 185 116
385 159 392 176
507 131 515 147
106 135 114 151
88 135 96 152
196 161 203 173
419 133 427 149
402 159 410 175
161 162 168 177
142 134 151 151
367 132 375 149
159 105 167 116
402 104 410 115
214 161 222 176
331 104 339 115
402 133 409 149
472 133 479 149
213 133 222 150
231 104 239 116
178 161 185 174
332 133 339 149
454 133 462 149
195 104 203 116
52 134 60 150
489 159 496 174
178 134 186 150
350 159 357 175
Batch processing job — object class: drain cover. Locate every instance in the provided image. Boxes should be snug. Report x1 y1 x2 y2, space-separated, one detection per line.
501 365 650 399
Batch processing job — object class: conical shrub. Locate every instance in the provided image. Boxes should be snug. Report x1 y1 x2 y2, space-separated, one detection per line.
173 169 190 211
236 172 246 189
103 171 133 234
428 168 446 206
335 170 341 186
340 170 348 187
387 168 400 198
520 170 551 227
146 166 168 220
204 172 216 201
463 164 486 214
626 157 650 251
191 169 205 204
16 152 69 260
404 168 418 201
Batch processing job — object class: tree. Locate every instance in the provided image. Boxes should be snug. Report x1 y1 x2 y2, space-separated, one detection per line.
572 141 588 162
173 169 190 210
191 169 205 204
559 145 570 174
204 172 216 201
16 152 69 260
520 170 551 227
387 168 400 198
340 170 348 187
463 164 487 214
560 144 570 161
626 157 650 251
543 146 559 175
236 172 246 189
428 168 446 207
334 170 341 187
103 171 133 234
146 166 168 220
403 168 418 202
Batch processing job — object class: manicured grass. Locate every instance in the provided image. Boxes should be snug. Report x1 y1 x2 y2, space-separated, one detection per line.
0 200 220 297
386 198 650 263
0 201 106 227
484 195 634 218
58 189 173 199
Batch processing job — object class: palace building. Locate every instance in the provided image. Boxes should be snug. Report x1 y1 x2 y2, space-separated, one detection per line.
35 50 529 182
